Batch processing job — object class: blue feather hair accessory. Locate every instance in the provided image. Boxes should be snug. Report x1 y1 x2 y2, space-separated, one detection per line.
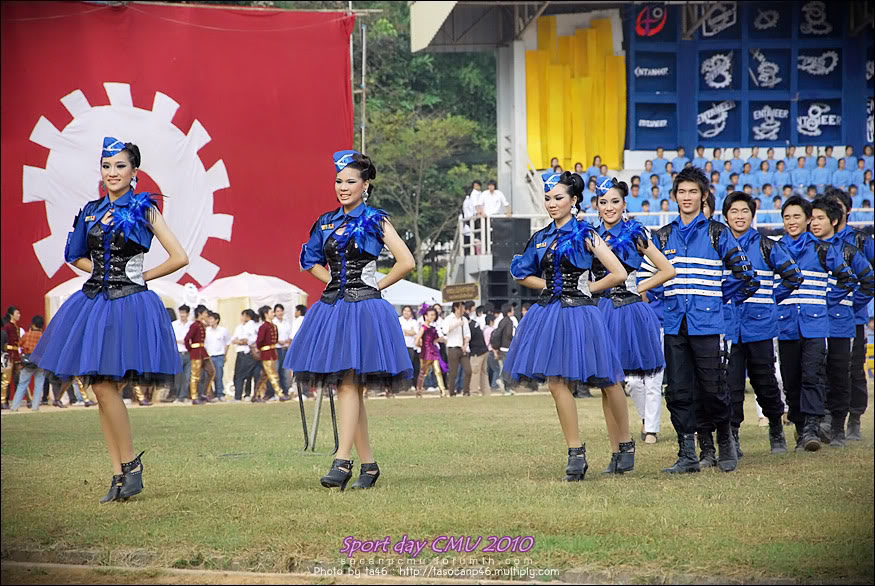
607 219 650 262
335 205 389 250
111 192 160 241
555 218 596 262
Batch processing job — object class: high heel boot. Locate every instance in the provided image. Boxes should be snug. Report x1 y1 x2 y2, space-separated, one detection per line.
564 445 588 482
99 474 125 504
616 440 635 473
320 458 353 491
119 451 145 500
350 462 380 489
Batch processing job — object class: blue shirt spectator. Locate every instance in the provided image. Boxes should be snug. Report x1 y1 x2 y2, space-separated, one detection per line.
851 168 867 190
773 167 791 190
755 170 774 192
740 171 756 191
811 166 831 190
729 153 745 173
748 156 761 171
863 153 874 171
832 167 852 190
764 155 779 171
672 149 690 171
719 163 734 186
692 149 708 169
802 150 817 170
648 185 663 201
713 183 727 200
790 165 810 192
783 148 798 170
823 152 838 172
652 148 668 174
626 188 644 212
585 156 601 179
640 160 654 188
710 148 724 172
660 172 674 190
843 148 857 170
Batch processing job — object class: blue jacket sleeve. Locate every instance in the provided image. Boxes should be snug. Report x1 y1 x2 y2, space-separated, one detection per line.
299 217 327 271
825 245 857 307
718 229 759 302
770 240 804 304
510 234 542 280
849 248 875 312
63 206 90 263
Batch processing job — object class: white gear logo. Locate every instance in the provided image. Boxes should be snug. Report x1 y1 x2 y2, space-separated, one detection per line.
24 82 233 285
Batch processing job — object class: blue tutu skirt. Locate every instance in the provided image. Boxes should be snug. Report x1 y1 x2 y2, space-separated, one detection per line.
597 297 665 377
502 300 624 387
284 298 413 390
31 289 181 385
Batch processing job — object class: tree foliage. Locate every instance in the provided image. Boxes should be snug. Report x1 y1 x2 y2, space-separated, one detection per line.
192 1 497 287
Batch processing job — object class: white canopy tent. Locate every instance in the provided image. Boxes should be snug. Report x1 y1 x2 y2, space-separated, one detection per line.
198 272 307 318
382 279 442 309
44 276 188 321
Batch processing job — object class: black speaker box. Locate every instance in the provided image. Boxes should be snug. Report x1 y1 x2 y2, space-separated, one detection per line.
490 217 532 270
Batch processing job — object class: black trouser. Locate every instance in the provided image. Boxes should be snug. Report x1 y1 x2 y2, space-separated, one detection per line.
778 337 826 423
664 318 729 434
233 352 258 400
850 324 868 416
824 337 852 426
728 339 785 428
407 347 420 384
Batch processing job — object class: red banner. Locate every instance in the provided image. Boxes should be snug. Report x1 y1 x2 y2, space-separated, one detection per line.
1 1 354 322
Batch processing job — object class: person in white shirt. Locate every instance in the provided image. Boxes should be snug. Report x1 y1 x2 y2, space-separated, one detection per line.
291 304 307 341
462 180 481 219
479 180 511 217
398 305 420 390
205 311 231 401
171 304 192 402
272 303 293 397
231 309 259 401
442 301 472 396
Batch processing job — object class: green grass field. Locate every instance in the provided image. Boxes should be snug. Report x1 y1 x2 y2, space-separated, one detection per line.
2 391 873 583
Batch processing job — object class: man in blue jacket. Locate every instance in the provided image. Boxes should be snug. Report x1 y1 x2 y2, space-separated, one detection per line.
722 192 802 456
778 197 858 452
809 195 875 447
824 189 875 441
652 168 759 473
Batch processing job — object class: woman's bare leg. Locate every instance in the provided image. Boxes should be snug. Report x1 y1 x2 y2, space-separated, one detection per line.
603 383 632 448
352 388 374 463
92 382 134 473
547 377 582 448
335 372 361 461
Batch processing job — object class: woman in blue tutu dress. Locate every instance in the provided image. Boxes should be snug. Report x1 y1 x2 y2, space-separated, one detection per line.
30 137 188 503
503 171 629 482
286 150 415 491
591 177 676 470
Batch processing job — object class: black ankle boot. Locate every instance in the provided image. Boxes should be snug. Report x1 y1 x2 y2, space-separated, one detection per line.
818 413 832 442
564 445 588 481
801 416 822 452
601 452 619 475
350 462 380 489
616 440 635 474
662 434 700 474
99 474 125 504
119 451 145 500
321 458 353 490
716 424 738 472
731 426 743 459
846 413 862 441
793 421 805 452
829 415 846 448
768 417 787 454
698 431 717 469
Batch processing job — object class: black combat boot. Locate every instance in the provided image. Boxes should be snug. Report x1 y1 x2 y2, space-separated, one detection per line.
731 425 743 459
716 423 738 472
768 416 787 454
800 416 822 452
662 434 700 474
698 431 717 469
846 413 862 441
829 414 846 448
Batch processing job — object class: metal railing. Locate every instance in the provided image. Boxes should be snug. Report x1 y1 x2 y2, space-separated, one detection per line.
455 209 874 260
